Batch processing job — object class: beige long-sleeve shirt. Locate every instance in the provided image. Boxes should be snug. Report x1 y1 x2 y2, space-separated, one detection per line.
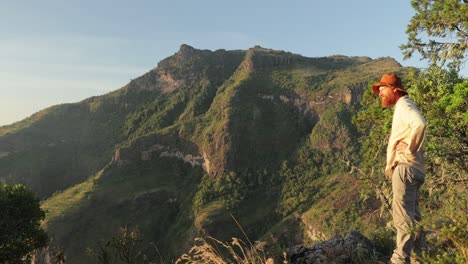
386 96 427 176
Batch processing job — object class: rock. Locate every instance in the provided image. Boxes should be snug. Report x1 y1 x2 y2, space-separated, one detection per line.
288 230 377 264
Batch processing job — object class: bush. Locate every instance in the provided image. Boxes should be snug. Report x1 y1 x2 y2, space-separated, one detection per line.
0 184 48 263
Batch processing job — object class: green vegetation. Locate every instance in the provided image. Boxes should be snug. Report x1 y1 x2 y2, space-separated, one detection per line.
0 184 48 263
0 106 59 136
41 169 105 224
401 0 468 67
87 226 151 264
0 88 159 198
42 155 203 263
406 67 467 262
193 172 248 212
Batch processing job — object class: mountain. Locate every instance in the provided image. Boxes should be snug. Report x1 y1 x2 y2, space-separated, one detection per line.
0 45 406 262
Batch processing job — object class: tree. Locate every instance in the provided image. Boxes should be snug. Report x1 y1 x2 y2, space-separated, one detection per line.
401 0 468 67
405 66 467 176
88 226 150 264
404 66 467 264
0 184 48 263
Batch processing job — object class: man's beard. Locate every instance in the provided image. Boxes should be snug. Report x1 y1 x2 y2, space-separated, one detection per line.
381 96 395 108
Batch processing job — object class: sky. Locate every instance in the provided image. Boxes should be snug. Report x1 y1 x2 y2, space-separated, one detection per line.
0 0 464 126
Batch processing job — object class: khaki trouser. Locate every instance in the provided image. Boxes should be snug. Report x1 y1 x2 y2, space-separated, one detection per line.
391 164 425 264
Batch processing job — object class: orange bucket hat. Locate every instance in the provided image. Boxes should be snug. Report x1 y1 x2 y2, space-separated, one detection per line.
371 73 408 95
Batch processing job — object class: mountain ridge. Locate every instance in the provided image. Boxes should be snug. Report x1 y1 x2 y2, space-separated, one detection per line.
0 44 407 263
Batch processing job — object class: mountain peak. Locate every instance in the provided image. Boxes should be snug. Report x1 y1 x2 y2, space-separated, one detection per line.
157 44 223 70
178 44 196 54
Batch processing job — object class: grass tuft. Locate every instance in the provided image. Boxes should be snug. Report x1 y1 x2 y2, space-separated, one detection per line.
176 236 277 264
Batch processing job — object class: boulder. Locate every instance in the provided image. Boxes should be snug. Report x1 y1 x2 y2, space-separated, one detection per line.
288 230 378 264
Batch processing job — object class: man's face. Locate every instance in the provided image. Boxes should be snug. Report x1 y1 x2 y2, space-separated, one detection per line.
378 86 397 107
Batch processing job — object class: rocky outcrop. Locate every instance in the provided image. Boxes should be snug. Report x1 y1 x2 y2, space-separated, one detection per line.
288 231 378 264
258 93 319 126
113 134 204 168
0 151 9 159
125 68 183 94
258 82 368 119
200 124 231 176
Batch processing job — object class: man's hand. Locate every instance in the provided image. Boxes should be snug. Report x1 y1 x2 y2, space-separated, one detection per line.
385 167 393 180
396 141 409 153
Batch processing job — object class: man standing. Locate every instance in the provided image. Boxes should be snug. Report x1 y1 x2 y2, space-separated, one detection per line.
372 73 427 264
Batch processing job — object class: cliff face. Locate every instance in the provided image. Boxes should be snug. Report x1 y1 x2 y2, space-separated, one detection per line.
0 45 406 263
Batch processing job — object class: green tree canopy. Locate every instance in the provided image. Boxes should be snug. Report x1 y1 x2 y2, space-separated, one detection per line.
401 0 468 67
0 184 48 263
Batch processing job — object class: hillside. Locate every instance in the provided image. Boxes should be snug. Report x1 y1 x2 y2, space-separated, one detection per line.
0 45 406 262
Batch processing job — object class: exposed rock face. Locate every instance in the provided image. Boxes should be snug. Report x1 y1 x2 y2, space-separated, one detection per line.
113 134 204 168
125 69 184 94
288 231 377 264
201 124 231 176
202 150 212 175
159 149 204 167
258 93 319 126
0 151 9 159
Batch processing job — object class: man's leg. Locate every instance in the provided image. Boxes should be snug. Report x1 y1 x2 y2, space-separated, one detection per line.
390 165 420 264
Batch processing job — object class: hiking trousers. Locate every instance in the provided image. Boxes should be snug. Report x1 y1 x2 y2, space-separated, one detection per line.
390 163 424 264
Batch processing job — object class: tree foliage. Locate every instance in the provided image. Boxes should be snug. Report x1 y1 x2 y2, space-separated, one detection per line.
192 172 247 212
406 66 467 179
0 184 48 263
404 67 467 262
278 103 360 217
88 226 150 264
401 0 468 66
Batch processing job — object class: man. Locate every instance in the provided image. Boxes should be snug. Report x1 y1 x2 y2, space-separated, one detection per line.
371 73 427 264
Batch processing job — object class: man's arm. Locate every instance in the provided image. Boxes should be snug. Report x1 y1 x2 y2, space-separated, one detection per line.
404 106 427 154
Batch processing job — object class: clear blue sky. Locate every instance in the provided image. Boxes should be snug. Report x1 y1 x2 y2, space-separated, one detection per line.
0 0 456 126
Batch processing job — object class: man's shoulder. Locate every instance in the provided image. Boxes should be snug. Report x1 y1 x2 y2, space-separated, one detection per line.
396 96 427 124
396 96 418 110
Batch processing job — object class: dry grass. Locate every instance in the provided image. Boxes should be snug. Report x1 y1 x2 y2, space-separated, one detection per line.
176 236 278 264
177 214 285 263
